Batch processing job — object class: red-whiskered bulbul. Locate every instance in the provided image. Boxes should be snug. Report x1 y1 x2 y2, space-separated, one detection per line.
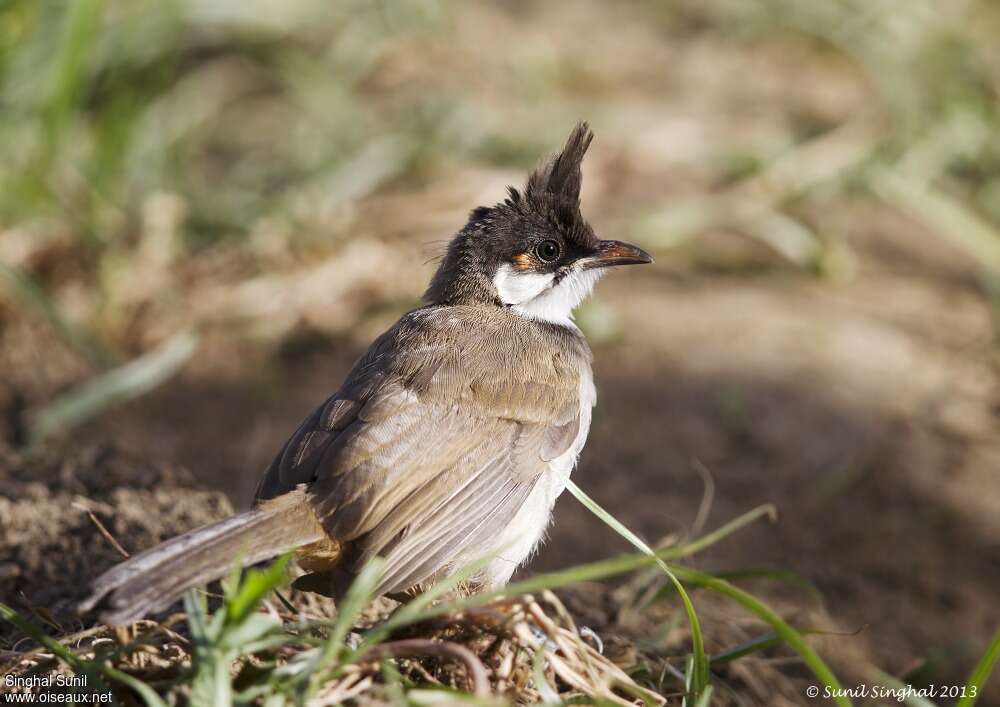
81 123 652 624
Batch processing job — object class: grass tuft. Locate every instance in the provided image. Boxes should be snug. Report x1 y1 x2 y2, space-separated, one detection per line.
0 492 890 704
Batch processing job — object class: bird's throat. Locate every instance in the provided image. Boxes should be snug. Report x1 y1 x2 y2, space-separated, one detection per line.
492 263 604 327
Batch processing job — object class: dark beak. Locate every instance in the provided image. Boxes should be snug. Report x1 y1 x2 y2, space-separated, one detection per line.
580 240 654 270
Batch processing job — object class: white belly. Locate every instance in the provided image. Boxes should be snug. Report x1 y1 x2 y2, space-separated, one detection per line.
481 370 596 587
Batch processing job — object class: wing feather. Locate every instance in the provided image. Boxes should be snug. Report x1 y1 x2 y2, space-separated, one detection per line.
253 305 590 595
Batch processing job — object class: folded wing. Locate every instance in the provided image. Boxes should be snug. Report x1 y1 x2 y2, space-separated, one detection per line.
254 305 587 594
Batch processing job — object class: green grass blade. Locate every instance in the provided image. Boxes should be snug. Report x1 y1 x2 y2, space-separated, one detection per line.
364 548 679 633
0 603 159 703
183 589 210 645
710 567 820 597
692 684 714 707
184 586 233 707
711 627 835 667
380 658 409 704
0 602 86 669
328 558 386 652
300 559 386 698
655 566 821 605
35 0 104 182
710 632 784 667
657 505 777 560
311 507 842 700
29 329 199 445
957 629 1000 707
341 508 787 637
668 566 851 707
100 665 170 707
564 480 710 703
43 0 103 141
225 554 291 624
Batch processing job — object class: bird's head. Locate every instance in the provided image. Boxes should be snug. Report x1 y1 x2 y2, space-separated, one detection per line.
424 122 652 326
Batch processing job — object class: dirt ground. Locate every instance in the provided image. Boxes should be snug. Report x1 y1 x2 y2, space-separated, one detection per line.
0 446 233 641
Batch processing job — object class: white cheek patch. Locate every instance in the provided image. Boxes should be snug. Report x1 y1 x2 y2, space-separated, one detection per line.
494 264 605 327
493 264 555 305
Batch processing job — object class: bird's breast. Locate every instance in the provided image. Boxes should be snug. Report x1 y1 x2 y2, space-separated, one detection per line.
476 366 595 587
547 364 595 489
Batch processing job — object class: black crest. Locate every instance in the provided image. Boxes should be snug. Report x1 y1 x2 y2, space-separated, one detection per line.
524 121 593 208
509 122 596 242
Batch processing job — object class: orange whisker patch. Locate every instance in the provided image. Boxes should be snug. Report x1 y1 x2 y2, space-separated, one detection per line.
512 252 534 270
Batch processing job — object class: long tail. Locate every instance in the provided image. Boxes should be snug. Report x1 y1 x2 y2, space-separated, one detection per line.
79 487 329 625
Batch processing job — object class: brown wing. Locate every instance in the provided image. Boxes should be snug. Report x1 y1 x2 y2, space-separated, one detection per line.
254 304 589 594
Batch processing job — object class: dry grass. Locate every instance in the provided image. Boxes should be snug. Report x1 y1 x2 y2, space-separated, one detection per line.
0 445 837 705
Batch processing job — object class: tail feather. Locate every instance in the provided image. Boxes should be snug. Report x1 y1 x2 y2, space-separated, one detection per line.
79 487 329 625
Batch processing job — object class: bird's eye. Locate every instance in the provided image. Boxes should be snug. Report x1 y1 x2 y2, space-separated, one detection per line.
535 240 561 262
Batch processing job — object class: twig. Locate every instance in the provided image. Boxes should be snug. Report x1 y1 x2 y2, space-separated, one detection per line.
359 638 490 696
272 589 299 616
72 502 130 558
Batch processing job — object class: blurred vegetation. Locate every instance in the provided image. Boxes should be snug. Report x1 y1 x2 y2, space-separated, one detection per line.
635 0 1000 276
2 2 1000 703
1 0 999 417
1 0 457 361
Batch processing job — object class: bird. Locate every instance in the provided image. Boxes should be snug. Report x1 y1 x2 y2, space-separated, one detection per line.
80 122 653 625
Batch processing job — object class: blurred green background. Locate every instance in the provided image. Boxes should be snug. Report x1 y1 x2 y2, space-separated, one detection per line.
2 0 1000 699
3 0 999 373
